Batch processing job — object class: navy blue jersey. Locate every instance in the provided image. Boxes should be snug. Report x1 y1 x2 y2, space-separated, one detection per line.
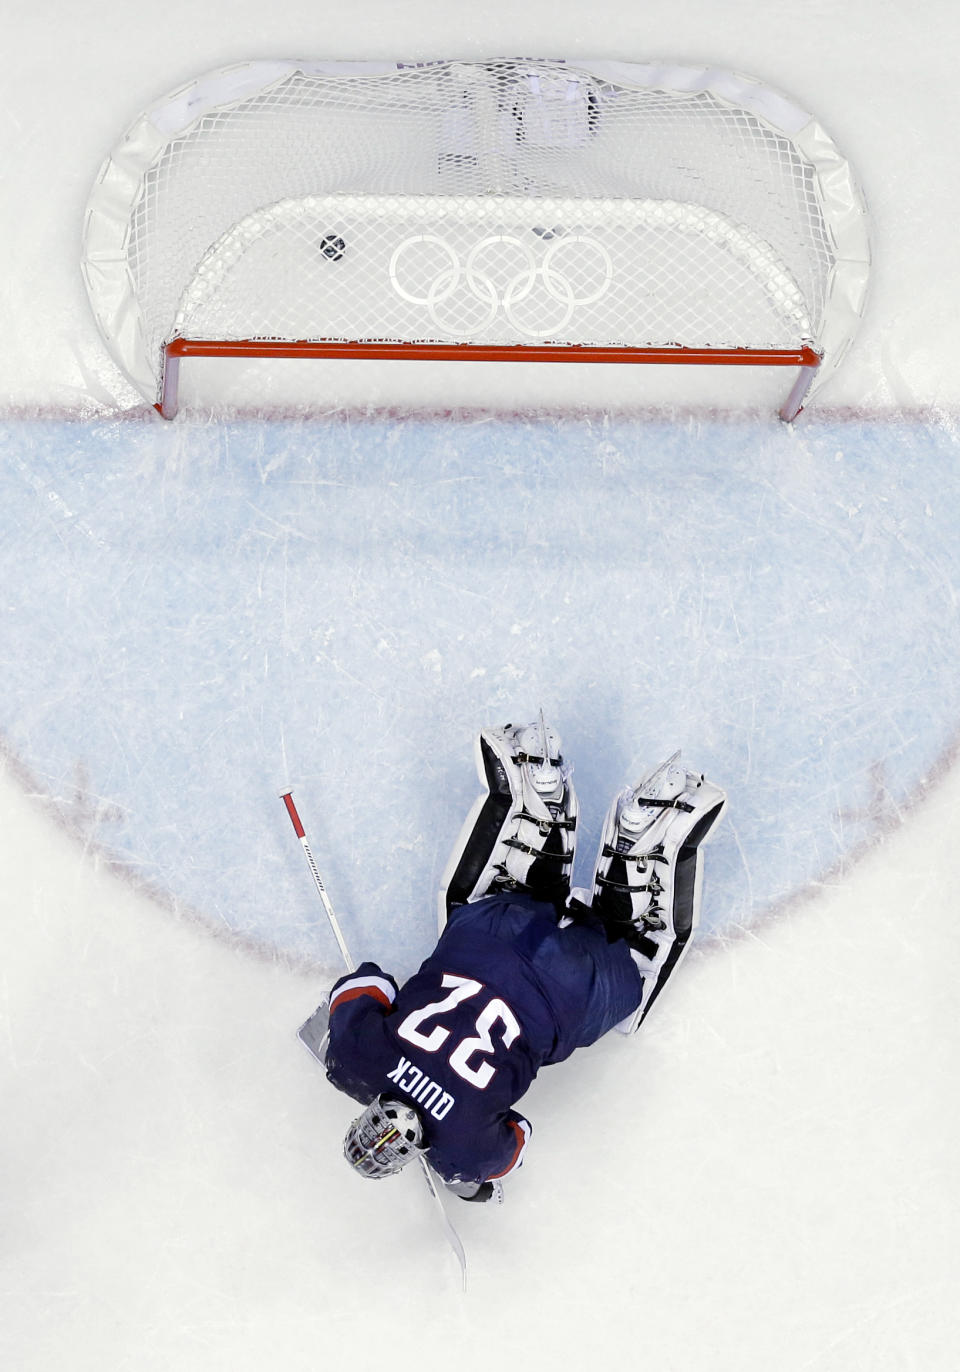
324 894 644 1185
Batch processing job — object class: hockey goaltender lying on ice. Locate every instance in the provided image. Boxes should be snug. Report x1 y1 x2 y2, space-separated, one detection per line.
312 719 726 1202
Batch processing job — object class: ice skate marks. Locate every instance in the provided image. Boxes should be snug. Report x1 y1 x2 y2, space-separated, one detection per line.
4 416 960 956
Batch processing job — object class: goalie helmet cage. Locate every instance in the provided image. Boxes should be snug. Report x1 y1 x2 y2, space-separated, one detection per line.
81 58 870 421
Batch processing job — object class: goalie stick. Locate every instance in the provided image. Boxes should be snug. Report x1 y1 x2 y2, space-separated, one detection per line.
280 790 355 972
280 789 469 1290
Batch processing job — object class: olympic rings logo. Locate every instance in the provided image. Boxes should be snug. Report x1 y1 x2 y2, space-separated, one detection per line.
388 233 613 338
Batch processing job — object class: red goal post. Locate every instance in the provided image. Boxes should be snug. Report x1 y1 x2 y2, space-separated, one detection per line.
81 59 870 421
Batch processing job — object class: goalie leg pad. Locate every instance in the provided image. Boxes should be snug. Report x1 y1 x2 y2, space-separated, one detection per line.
590 753 726 1032
438 720 578 930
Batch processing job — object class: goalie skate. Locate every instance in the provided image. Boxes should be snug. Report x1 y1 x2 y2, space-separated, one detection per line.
438 716 578 929
592 753 726 1033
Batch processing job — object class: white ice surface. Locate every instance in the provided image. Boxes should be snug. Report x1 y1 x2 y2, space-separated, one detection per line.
2 750 956 1370
2 2 959 1369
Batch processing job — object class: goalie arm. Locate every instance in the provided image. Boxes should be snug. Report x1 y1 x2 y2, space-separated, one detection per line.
426 1108 533 1194
442 1110 531 1203
323 962 401 1100
328 964 399 1015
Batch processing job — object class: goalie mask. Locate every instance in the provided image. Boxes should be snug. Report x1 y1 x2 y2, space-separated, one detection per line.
344 1096 425 1179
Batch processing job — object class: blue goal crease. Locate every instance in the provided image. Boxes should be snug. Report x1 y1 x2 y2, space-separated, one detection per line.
0 413 957 965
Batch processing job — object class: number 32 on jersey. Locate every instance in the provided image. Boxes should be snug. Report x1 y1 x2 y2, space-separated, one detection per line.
396 974 521 1090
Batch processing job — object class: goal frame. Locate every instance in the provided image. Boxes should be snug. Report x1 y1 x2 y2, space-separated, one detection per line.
157 338 821 421
82 58 869 422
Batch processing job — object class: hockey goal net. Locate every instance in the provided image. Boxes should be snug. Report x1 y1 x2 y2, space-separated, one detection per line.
81 59 870 419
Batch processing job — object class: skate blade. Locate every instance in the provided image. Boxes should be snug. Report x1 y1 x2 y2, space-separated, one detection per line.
635 750 682 798
618 750 683 832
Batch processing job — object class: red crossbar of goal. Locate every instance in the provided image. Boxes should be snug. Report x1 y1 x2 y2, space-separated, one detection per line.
156 339 821 423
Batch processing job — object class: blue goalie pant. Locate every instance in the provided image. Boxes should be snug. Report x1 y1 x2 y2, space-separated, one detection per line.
440 895 644 1062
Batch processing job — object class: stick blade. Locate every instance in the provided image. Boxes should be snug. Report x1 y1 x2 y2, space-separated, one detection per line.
418 1158 468 1292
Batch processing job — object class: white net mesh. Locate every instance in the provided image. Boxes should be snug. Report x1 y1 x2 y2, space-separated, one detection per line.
174 194 813 349
82 59 870 406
